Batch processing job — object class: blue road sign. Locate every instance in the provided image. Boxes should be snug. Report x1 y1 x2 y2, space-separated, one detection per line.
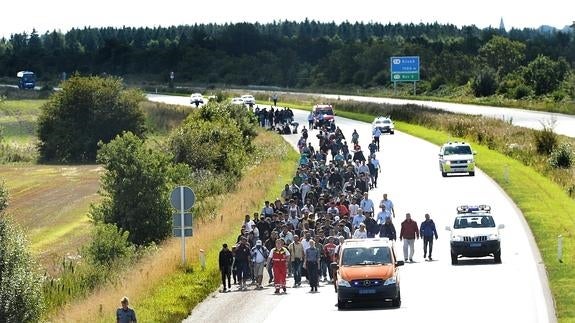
170 186 195 211
391 56 420 72
390 56 420 82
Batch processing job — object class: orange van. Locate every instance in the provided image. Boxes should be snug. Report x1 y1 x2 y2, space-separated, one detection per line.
331 238 404 309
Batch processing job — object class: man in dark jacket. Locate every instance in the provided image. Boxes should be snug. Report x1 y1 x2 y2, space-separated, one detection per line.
219 244 234 292
364 213 379 238
400 213 419 262
420 213 438 261
379 217 397 240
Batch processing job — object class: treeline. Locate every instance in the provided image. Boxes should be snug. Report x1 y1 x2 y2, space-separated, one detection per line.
0 21 573 97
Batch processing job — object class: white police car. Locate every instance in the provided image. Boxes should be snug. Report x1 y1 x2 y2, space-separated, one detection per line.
445 205 504 265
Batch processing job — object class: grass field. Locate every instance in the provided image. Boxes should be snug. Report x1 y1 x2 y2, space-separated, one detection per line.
0 99 45 144
0 164 102 268
0 99 102 268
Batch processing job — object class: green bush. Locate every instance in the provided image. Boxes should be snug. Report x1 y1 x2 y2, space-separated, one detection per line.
549 142 574 169
471 68 498 97
169 102 257 178
533 125 558 155
37 75 146 163
91 132 176 245
84 223 136 267
513 84 533 99
523 55 568 96
0 217 44 322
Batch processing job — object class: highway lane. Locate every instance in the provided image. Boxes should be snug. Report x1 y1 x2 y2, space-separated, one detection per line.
145 95 554 323
257 90 575 138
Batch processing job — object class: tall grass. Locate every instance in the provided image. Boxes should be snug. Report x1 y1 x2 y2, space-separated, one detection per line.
50 131 299 322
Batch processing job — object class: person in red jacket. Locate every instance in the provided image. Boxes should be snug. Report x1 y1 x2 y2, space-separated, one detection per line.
268 239 290 294
400 213 419 262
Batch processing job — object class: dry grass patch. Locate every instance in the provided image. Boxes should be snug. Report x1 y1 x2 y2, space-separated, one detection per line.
51 131 298 322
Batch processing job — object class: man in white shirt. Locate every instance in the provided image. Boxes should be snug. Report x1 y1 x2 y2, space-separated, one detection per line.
301 231 312 251
348 199 359 218
353 223 368 239
300 180 312 202
352 209 366 229
357 160 370 176
360 193 375 216
379 193 395 218
244 214 255 233
371 156 381 187
376 205 391 225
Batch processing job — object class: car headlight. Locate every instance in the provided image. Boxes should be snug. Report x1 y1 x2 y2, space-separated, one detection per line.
487 233 499 241
337 279 351 288
452 235 463 242
445 160 451 165
468 159 474 163
384 276 397 286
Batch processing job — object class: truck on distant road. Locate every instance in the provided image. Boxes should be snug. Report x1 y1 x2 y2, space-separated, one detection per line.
17 71 36 89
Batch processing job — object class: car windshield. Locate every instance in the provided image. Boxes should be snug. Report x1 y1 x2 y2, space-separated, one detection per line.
444 145 472 155
341 247 392 266
453 215 495 229
315 109 333 116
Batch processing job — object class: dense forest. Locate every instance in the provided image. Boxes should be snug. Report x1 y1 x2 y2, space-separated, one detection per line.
0 21 573 97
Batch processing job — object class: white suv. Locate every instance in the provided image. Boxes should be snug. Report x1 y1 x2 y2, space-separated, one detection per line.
446 205 504 265
438 142 475 177
372 116 394 134
241 94 255 106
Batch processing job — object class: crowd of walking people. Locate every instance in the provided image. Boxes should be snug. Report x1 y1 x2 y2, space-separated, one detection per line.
218 113 438 294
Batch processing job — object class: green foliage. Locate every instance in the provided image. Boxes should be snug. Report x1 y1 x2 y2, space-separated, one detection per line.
0 180 8 213
533 124 558 155
83 223 136 267
169 102 257 178
196 102 258 145
0 22 572 100
549 142 574 169
91 132 175 245
37 76 146 163
472 68 498 97
0 217 44 322
523 55 568 96
479 36 526 78
512 84 533 100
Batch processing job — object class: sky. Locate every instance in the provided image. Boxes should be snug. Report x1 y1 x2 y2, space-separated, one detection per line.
1 0 573 37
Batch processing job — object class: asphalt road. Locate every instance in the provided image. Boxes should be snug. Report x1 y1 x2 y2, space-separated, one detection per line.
145 95 554 323
259 91 575 138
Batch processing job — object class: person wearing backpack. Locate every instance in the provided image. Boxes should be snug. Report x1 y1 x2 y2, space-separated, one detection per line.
251 240 269 290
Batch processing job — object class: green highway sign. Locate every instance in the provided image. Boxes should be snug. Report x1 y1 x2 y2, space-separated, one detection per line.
391 72 420 81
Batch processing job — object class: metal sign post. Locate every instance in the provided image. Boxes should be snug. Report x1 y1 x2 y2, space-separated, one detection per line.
170 186 195 265
180 187 185 264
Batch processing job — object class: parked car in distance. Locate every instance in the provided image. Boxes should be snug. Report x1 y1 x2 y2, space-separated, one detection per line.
241 94 255 106
231 97 245 105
